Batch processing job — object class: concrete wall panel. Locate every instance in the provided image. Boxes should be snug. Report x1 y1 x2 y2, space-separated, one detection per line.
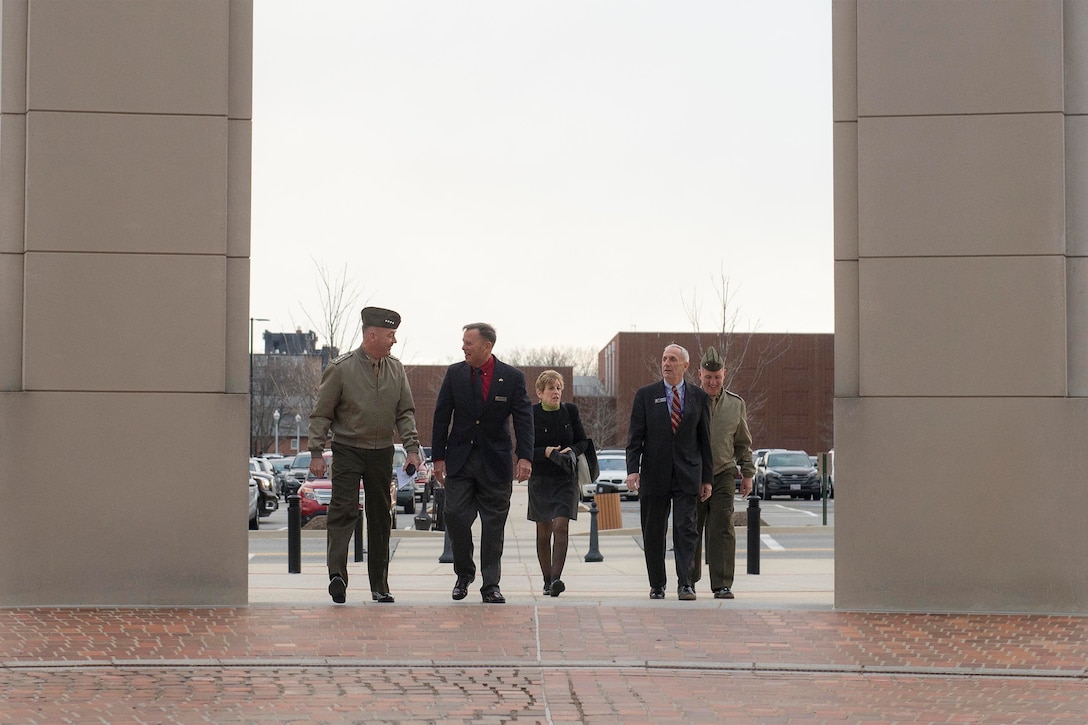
0 251 21 390
229 0 253 121
0 112 25 254
834 260 858 398
832 0 856 122
23 253 226 392
833 121 857 261
226 257 249 394
1069 257 1088 396
1068 115 1088 256
1067 0 1088 114
1 0 27 114
26 0 228 115
835 396 1088 613
857 0 1063 117
227 119 251 259
0 390 248 605
25 111 227 254
858 114 1065 258
858 256 1066 397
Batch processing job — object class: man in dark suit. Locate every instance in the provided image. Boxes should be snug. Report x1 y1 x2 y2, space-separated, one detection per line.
432 322 534 604
625 343 713 601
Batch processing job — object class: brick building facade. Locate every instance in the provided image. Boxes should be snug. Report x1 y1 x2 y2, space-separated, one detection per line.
599 332 833 454
401 332 833 457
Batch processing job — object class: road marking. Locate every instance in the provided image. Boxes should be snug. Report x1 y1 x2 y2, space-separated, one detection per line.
760 534 785 550
768 503 819 517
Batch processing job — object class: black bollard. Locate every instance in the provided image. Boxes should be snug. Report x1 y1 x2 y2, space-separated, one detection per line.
354 507 364 562
439 529 454 563
584 499 604 562
746 493 760 575
287 493 301 574
414 482 432 531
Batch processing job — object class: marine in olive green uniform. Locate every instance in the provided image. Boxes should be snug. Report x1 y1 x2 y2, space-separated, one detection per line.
692 347 756 599
308 306 422 604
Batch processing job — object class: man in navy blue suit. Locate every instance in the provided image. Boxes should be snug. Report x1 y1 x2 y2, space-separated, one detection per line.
432 322 534 604
625 343 713 601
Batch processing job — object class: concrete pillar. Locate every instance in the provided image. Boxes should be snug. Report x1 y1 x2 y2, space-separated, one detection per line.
0 1 252 605
834 0 1088 612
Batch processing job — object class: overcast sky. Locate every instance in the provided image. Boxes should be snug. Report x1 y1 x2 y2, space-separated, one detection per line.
250 1 833 365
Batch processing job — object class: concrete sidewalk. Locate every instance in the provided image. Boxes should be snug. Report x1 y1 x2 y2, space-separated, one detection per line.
248 485 834 608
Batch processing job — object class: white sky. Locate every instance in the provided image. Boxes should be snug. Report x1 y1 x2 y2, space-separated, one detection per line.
250 1 833 365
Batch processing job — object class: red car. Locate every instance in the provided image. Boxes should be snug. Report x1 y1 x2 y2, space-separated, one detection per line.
297 451 355 525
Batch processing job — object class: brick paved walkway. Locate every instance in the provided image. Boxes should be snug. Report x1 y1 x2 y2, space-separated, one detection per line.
2 605 1087 723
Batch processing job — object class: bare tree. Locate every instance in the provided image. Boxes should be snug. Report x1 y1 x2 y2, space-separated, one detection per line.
298 259 368 354
679 267 791 424
504 345 598 376
577 394 619 448
251 354 323 454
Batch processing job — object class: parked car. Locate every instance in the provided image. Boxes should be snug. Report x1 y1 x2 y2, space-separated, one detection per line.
249 458 279 516
269 455 295 497
248 476 260 530
287 451 312 497
827 448 834 498
297 451 349 525
808 451 835 498
755 449 821 500
250 457 280 496
581 449 632 501
751 448 785 467
391 445 419 514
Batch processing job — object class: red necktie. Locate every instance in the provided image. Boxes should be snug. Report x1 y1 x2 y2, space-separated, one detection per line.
670 385 682 431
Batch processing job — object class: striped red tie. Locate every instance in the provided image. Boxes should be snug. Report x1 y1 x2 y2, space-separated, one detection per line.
670 385 682 431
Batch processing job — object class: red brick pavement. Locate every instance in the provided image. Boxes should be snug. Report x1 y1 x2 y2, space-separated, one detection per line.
1 606 1087 723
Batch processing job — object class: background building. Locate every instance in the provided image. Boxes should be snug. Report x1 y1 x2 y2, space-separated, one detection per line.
601 332 833 454
362 332 833 458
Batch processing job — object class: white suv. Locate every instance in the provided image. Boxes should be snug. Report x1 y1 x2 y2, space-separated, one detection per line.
581 450 632 501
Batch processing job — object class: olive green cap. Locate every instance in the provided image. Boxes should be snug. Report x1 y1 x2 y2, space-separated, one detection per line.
361 306 401 329
700 346 724 371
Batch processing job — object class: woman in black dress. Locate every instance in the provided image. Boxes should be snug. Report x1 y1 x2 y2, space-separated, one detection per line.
528 370 589 597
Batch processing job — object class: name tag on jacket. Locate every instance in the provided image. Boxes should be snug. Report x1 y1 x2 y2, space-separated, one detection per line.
495 395 508 402
654 397 666 404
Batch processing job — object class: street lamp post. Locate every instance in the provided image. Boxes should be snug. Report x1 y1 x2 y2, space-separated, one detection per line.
273 409 280 455
294 413 301 453
249 317 269 455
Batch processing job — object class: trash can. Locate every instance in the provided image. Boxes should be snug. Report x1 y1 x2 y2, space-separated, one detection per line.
595 483 622 530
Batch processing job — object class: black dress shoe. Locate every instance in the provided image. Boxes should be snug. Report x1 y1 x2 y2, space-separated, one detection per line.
328 575 347 604
713 587 735 600
481 589 506 604
649 587 665 600
451 576 474 601
371 592 395 603
548 579 565 597
678 585 697 601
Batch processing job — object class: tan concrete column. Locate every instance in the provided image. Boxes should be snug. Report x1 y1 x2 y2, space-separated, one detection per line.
0 1 252 605
834 0 1088 613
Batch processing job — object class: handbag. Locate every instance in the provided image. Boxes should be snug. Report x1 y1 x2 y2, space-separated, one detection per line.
576 438 599 486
